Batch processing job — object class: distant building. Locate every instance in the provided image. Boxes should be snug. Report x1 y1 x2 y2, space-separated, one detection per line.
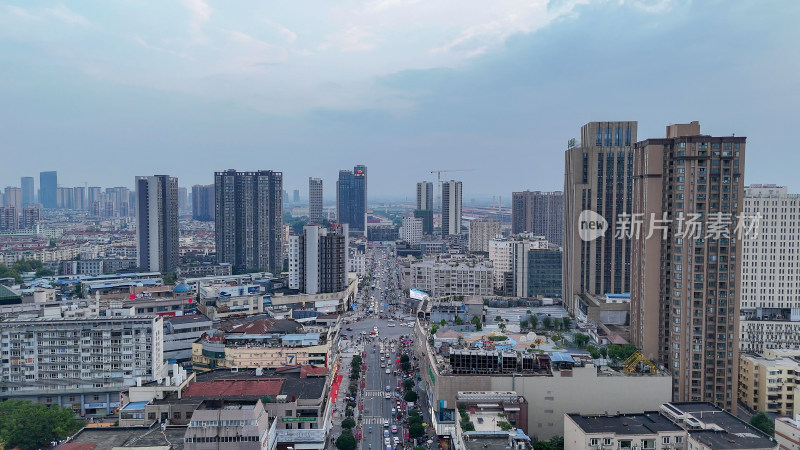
468 218 501 253
20 177 34 207
0 206 17 231
39 171 57 209
136 175 179 273
72 185 86 210
414 209 434 235
528 249 562 298
336 165 367 234
417 181 434 210
441 180 463 236
215 169 284 274
178 186 188 213
292 189 300 203
411 257 493 297
399 216 423 246
4 187 21 209
191 184 215 221
289 224 348 295
309 177 323 223
511 190 563 246
21 206 39 229
367 224 398 242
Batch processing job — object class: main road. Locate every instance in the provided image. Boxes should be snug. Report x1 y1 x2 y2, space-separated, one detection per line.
339 244 416 450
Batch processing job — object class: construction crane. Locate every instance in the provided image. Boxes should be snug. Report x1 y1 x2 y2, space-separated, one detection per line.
430 169 472 211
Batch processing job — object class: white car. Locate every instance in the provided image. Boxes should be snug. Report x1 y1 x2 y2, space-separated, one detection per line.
393 437 400 445
386 368 391 374
385 438 391 447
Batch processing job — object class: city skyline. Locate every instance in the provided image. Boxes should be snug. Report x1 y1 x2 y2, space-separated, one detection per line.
1 1 798 195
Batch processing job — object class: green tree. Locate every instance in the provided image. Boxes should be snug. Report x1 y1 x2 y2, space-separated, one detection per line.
498 322 506 331
454 316 463 325
542 316 552 329
163 272 177 284
73 284 83 298
0 399 85 449
573 333 590 348
530 315 539 329
440 318 446 326
471 315 482 331
402 361 411 372
520 319 528 330
409 422 425 438
495 315 502 322
261 395 273 403
400 354 410 363
606 344 638 364
586 345 601 359
461 421 475 431
35 268 55 278
599 347 608 359
561 317 571 330
0 264 23 284
750 411 774 436
403 378 414 391
336 430 357 450
498 420 512 431
431 325 438 334
404 391 418 402
341 418 356 429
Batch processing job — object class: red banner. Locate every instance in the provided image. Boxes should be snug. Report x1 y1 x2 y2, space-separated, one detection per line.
330 374 344 404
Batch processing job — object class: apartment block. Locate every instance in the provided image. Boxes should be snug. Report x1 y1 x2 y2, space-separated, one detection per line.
308 177 323 223
0 314 165 416
468 218 501 253
442 180 463 236
136 175 179 273
289 224 348 295
511 190 563 246
631 121 745 411
739 350 800 417
400 216 423 246
411 257 493 297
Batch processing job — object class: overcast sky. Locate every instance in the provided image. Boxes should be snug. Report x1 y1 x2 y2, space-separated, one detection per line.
1 0 798 200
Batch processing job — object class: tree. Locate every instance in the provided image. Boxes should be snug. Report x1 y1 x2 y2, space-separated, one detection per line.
404 378 414 391
586 345 601 359
261 395 273 403
431 325 438 334
573 333 590 348
400 354 410 363
498 420 512 431
336 430 357 450
542 316 552 329
440 318 446 326
599 347 608 359
461 421 475 431
341 418 356 429
520 319 528 330
402 361 411 372
404 391 418 402
0 399 85 449
750 411 774 436
35 268 55 278
471 315 482 331
0 264 23 284
454 316 463 325
409 422 425 438
495 315 502 322
73 284 82 298
606 344 638 364
530 315 539 329
163 272 177 284
562 317 571 330
498 323 506 331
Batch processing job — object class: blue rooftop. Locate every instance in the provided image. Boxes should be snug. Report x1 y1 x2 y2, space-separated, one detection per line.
549 352 575 363
89 280 158 290
173 283 192 293
122 401 148 411
605 293 631 299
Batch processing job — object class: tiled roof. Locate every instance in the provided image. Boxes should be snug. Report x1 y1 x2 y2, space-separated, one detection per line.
182 379 284 398
59 444 97 450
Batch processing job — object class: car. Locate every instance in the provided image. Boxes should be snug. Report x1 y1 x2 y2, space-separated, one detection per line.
386 386 390 392
385 392 391 399
386 369 391 374
385 438 391 446
391 408 396 415
393 436 400 444
381 363 385 368
384 430 390 438
346 327 353 331
391 425 398 434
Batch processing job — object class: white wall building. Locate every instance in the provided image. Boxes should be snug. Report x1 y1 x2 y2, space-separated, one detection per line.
399 216 423 246
741 184 800 352
411 258 493 297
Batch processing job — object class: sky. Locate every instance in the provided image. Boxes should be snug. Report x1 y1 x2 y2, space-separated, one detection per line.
1 0 798 200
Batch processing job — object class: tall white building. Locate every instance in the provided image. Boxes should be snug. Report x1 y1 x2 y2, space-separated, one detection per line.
399 216 423 245
468 219 501 252
0 314 165 416
489 239 513 289
740 184 800 352
441 180 462 236
289 224 348 295
416 181 434 211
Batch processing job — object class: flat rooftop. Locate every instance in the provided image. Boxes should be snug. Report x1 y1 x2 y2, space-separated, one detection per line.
663 402 776 450
64 426 185 450
567 412 681 435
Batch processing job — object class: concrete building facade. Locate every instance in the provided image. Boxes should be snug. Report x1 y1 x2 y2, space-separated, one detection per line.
136 175 180 273
511 190 563 246
468 219 501 253
442 180 463 236
308 177 323 223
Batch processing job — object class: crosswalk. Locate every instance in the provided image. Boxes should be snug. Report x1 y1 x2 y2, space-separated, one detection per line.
364 390 386 397
361 416 386 425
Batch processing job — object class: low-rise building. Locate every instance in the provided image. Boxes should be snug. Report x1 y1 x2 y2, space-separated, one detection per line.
164 314 214 362
184 399 278 450
412 257 493 297
776 416 800 450
739 351 800 417
198 284 263 320
565 402 778 450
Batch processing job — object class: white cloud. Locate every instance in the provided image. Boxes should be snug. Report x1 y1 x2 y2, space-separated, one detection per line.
179 0 212 25
42 4 91 26
263 19 297 44
363 0 422 12
320 26 377 52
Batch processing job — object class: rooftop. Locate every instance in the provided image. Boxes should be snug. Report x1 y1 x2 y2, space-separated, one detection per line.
224 317 304 335
190 367 327 400
64 426 186 450
567 412 682 435
182 379 284 398
661 402 776 450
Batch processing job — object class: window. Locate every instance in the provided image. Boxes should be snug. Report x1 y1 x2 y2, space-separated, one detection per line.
590 438 600 446
596 128 602 146
603 438 613 445
173 412 181 419
662 436 671 444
